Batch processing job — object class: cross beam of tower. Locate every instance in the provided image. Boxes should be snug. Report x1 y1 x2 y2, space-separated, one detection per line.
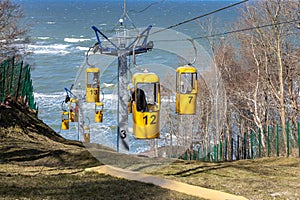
92 24 153 152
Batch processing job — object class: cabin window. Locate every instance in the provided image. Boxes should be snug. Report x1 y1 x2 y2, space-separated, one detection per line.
179 73 197 94
87 72 99 88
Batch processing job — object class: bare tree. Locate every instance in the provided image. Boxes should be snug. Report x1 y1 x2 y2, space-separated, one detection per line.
0 0 28 61
231 0 300 156
201 0 300 158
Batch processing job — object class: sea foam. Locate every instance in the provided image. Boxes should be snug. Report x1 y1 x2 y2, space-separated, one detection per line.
64 38 91 43
28 44 71 55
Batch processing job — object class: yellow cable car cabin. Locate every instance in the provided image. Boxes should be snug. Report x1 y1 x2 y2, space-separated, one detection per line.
61 111 69 130
86 67 100 103
83 125 90 143
69 98 79 122
94 101 104 123
129 71 160 139
176 65 198 115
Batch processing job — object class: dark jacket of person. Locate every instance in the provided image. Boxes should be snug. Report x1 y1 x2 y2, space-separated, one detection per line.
131 88 148 112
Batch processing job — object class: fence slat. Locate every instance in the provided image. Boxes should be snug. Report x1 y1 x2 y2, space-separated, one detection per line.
0 58 37 114
287 121 290 157
276 124 279 156
8 58 15 95
268 126 271 157
1 61 7 103
250 131 254 159
298 122 300 158
15 61 23 99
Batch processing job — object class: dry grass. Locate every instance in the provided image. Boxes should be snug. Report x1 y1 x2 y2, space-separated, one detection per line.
0 163 202 200
144 157 300 200
1 156 299 200
0 101 202 200
1 100 299 200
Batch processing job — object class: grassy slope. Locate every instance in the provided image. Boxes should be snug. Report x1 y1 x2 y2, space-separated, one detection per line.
1 100 299 200
0 164 202 200
0 100 201 200
147 157 300 200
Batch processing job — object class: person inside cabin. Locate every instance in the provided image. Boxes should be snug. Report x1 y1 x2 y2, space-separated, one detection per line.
92 73 99 88
180 74 192 94
180 81 186 94
128 83 148 112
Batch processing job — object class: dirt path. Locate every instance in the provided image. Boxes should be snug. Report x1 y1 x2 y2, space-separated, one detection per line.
86 165 248 200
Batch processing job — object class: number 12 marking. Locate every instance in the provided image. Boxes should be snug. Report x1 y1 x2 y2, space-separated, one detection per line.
143 115 157 125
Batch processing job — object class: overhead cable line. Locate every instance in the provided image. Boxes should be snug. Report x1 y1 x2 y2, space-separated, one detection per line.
150 18 300 43
122 0 165 32
128 0 165 14
194 18 300 39
151 0 249 35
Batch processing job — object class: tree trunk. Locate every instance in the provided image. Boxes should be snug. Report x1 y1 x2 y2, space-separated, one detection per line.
276 26 287 156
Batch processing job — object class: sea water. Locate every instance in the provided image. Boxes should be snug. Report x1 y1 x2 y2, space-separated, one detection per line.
14 0 241 153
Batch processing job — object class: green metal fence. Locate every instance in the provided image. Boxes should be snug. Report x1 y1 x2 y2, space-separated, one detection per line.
179 122 300 162
0 57 38 114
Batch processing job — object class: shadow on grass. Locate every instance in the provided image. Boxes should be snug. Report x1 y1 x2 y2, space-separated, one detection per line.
0 148 102 168
166 164 229 177
0 172 200 200
227 157 300 177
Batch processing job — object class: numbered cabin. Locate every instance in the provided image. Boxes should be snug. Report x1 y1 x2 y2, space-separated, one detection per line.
130 71 160 139
86 67 100 102
176 65 198 115
94 101 104 123
61 111 69 130
69 98 79 122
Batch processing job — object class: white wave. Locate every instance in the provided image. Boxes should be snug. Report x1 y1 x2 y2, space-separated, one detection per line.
33 92 65 98
37 37 51 40
28 44 71 55
64 38 91 43
75 46 89 51
33 92 65 109
102 83 115 88
34 92 64 99
47 21 56 24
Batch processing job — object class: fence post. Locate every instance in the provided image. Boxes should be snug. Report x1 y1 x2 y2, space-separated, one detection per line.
268 125 271 157
29 79 34 109
217 144 219 162
258 128 262 158
220 140 223 162
286 121 290 157
1 61 6 103
276 124 279 157
184 151 187 160
204 146 207 161
21 65 28 97
250 130 254 159
224 137 228 161
15 61 23 99
206 152 210 162
213 145 217 162
243 132 247 159
231 138 234 160
8 59 15 96
237 135 240 160
298 122 300 158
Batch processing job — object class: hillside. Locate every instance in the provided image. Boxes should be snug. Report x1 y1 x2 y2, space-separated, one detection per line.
0 97 100 167
1 97 300 200
0 97 202 200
